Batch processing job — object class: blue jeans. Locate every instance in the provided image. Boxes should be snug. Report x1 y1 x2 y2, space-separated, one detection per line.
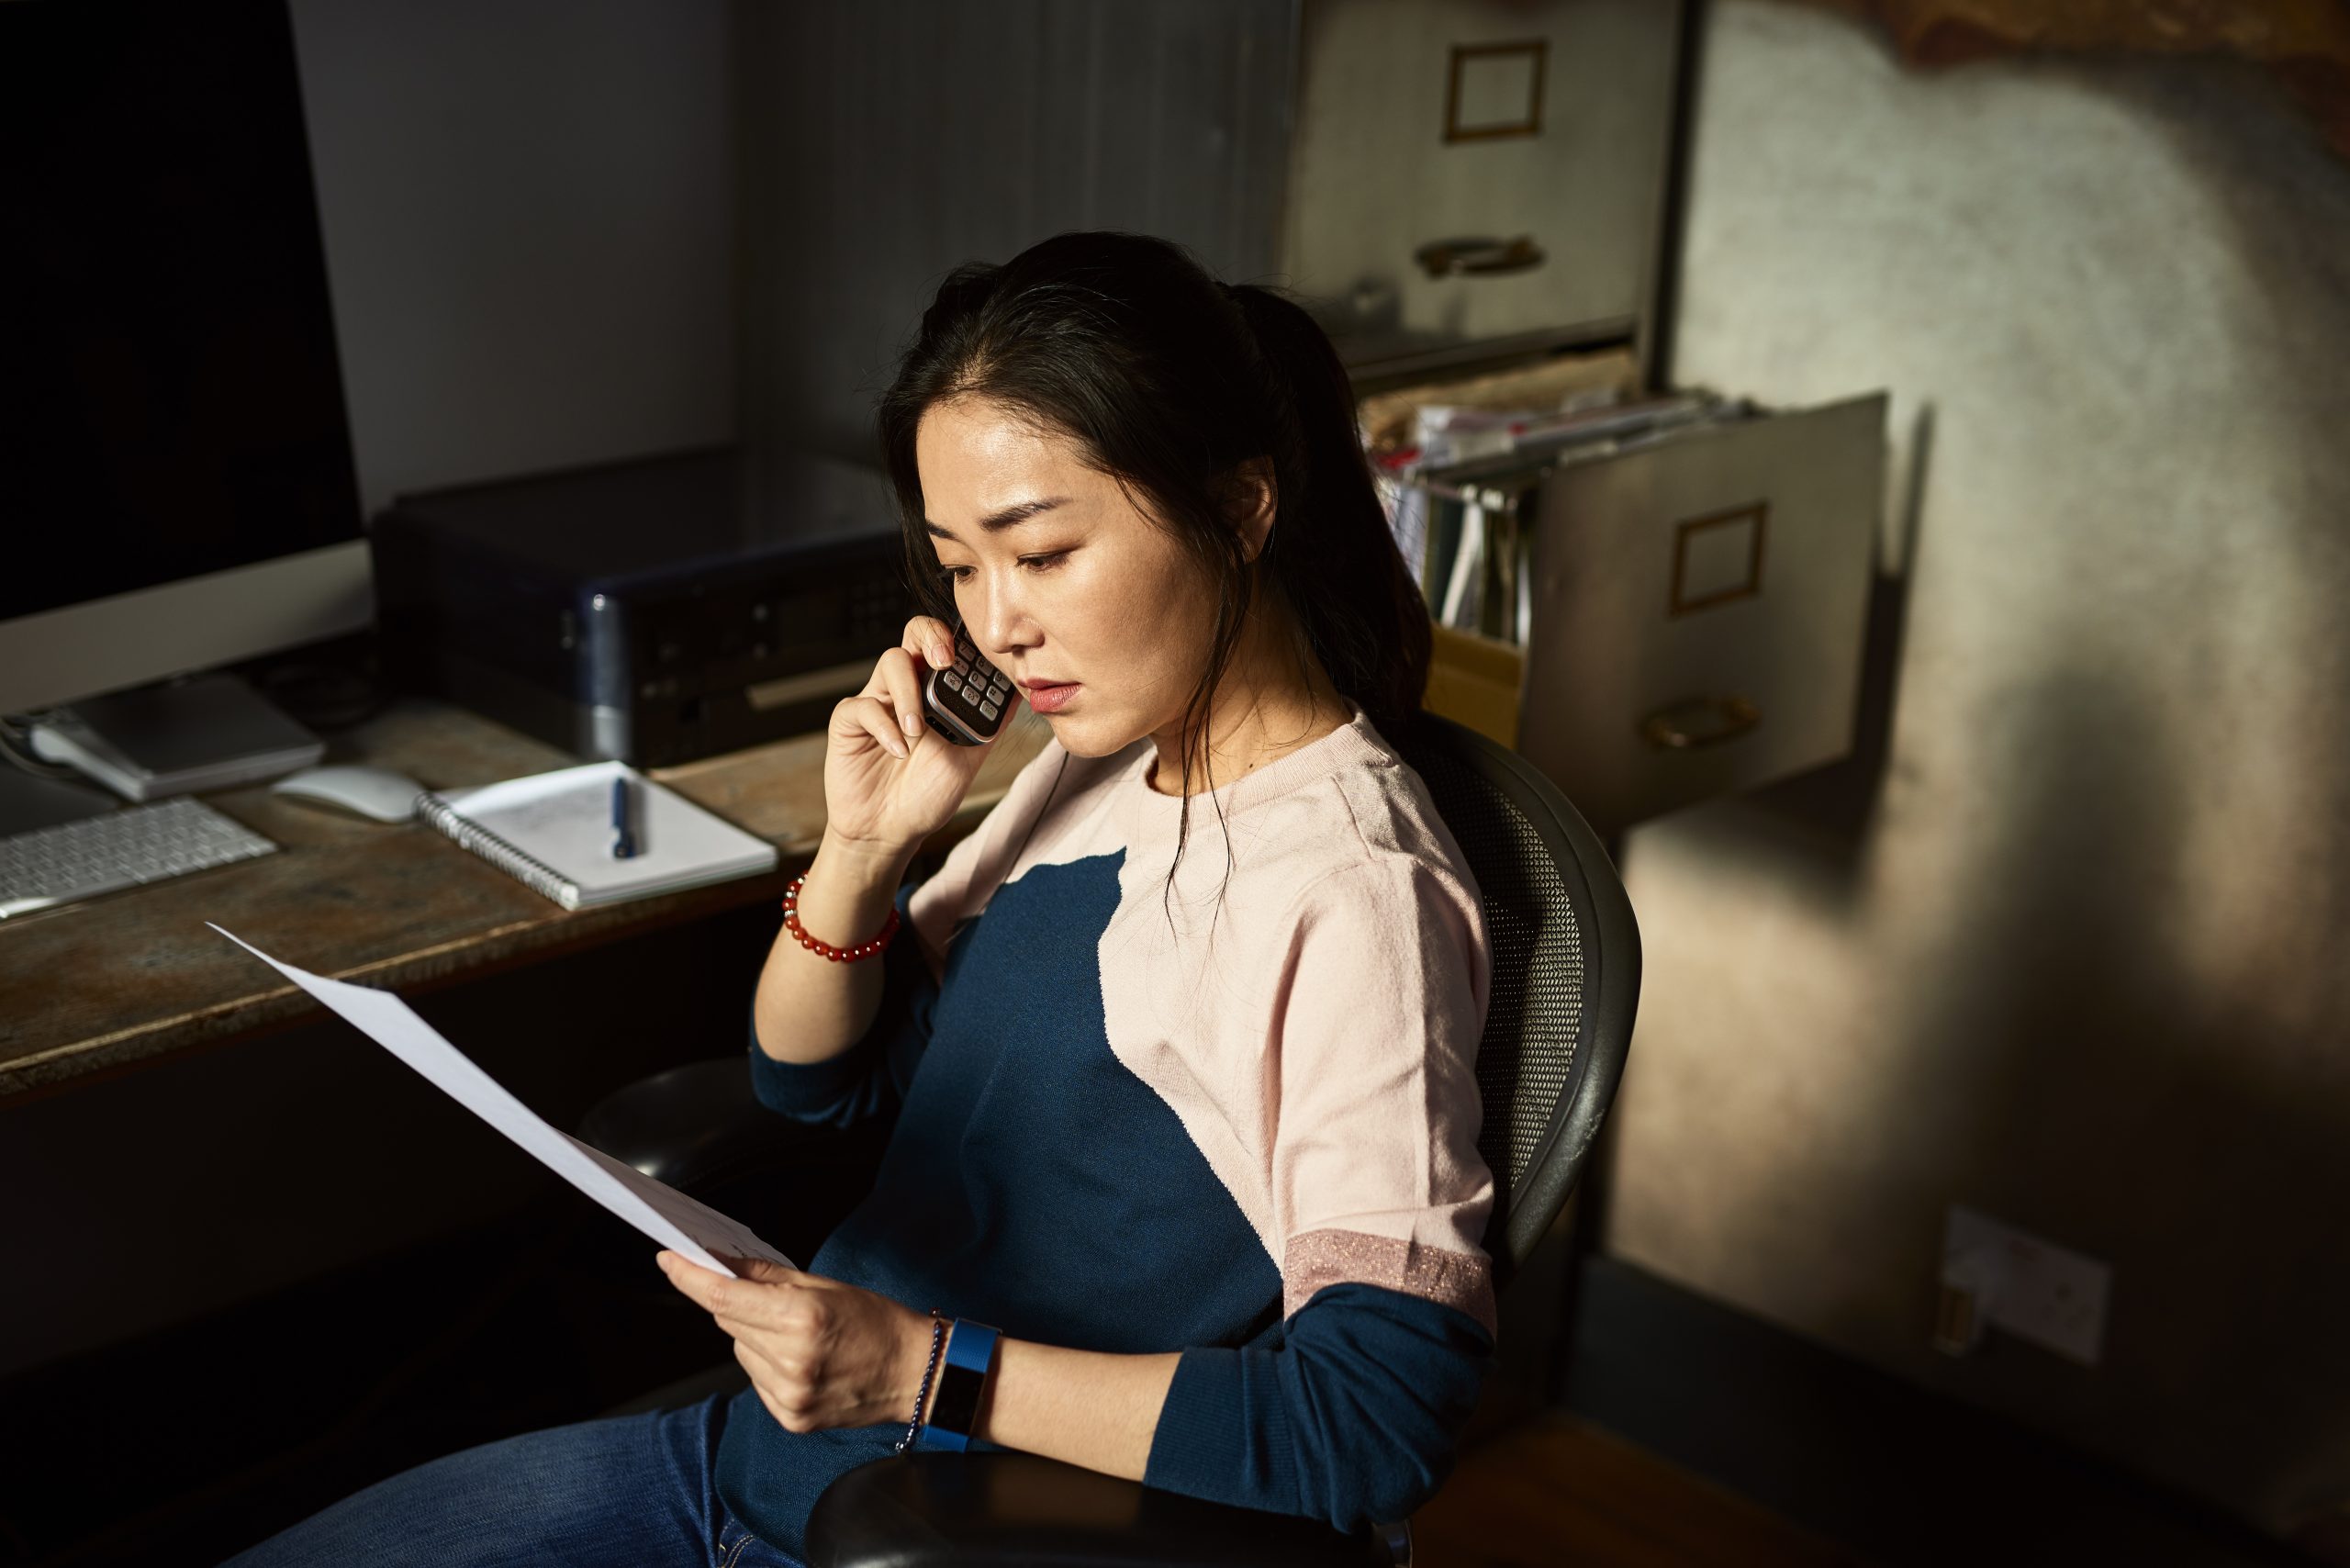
219 1394 801 1567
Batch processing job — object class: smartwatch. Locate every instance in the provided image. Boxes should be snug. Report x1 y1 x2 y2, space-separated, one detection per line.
918 1317 1002 1451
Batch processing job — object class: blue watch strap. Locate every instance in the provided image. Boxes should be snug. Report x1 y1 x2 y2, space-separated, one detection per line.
918 1318 1001 1451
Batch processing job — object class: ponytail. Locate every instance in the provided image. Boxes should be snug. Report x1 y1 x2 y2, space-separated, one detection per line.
1224 283 1431 742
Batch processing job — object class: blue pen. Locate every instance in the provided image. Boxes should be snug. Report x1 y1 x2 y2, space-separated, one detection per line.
610 776 636 859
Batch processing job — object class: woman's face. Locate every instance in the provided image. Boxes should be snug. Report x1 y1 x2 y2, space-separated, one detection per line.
915 395 1220 759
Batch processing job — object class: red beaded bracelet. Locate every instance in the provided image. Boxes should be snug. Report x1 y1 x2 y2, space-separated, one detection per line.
780 871 901 962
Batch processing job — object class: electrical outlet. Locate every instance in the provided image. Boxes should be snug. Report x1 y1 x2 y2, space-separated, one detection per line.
1939 1205 2111 1366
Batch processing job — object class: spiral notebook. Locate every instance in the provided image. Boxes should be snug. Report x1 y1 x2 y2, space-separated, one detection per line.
419 760 777 910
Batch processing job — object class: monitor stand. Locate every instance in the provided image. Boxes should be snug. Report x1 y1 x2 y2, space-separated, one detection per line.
27 671 324 803
0 766 118 836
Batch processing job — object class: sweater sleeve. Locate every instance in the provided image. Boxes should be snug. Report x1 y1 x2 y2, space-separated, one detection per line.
1144 851 1498 1529
1145 1282 1492 1529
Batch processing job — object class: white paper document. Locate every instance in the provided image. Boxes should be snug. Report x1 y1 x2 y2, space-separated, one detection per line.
211 924 795 1280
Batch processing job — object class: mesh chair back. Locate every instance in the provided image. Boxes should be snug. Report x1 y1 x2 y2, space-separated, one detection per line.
1393 712 1641 1284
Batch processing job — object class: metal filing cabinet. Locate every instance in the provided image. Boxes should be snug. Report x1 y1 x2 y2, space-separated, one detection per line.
1513 395 1888 834
1284 0 1682 378
1397 383 1889 835
1300 0 1888 834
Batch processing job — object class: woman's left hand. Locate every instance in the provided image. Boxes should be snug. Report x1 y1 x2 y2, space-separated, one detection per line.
656 1251 933 1434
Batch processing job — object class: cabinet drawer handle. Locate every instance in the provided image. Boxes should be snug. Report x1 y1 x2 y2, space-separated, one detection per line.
1641 695 1760 750
1415 235 1546 278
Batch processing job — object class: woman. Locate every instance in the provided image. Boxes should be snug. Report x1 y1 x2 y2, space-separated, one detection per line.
227 230 1494 1567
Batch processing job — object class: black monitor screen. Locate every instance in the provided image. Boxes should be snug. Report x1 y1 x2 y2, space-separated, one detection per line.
0 0 363 623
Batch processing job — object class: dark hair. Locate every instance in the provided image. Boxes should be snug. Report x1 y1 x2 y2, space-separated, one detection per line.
877 230 1431 897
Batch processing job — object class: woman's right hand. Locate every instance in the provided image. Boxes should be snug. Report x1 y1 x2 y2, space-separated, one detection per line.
822 614 999 859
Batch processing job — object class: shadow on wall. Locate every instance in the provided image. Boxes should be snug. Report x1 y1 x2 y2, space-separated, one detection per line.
1897 652 2350 1540
1649 469 2350 1546
2110 50 2350 1546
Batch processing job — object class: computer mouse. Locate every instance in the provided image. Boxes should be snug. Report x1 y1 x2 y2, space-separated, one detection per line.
271 764 428 823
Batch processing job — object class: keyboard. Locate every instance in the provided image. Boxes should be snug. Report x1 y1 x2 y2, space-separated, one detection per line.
0 795 278 918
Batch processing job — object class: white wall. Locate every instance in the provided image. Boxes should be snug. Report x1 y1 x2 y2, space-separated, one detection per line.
1608 0 2350 1538
286 0 734 520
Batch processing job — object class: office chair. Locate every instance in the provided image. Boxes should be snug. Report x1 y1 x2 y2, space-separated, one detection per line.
581 711 1641 1567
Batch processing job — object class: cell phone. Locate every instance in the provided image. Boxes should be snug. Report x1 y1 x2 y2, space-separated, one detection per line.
921 619 1014 746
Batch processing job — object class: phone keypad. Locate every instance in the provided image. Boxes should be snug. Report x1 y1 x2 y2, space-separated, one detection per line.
933 636 1013 740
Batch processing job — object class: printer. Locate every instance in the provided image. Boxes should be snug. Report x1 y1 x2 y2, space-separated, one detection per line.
371 447 917 767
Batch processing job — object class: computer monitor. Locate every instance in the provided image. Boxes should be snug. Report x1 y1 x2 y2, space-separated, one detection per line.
0 0 370 719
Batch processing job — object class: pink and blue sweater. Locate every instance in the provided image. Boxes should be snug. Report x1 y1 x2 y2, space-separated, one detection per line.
717 702 1496 1555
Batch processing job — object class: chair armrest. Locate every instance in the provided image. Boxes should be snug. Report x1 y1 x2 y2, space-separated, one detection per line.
577 1056 887 1195
806 1452 1393 1568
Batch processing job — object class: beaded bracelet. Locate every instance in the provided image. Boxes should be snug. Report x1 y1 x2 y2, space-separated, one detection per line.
894 1310 949 1455
781 871 901 962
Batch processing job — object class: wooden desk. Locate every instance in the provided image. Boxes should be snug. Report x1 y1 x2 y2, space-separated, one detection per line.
0 698 1051 1103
